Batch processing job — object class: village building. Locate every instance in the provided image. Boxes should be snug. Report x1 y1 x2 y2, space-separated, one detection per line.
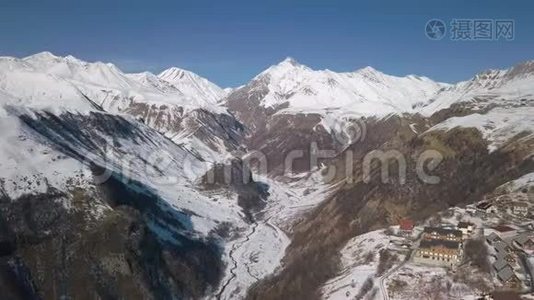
422 227 463 242
399 219 415 233
477 201 497 213
487 232 503 245
465 206 477 215
496 265 521 288
513 233 534 254
492 225 517 239
413 239 462 267
494 241 512 254
493 257 510 272
457 221 475 237
511 201 529 216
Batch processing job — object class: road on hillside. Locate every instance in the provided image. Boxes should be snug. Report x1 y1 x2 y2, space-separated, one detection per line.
378 248 413 300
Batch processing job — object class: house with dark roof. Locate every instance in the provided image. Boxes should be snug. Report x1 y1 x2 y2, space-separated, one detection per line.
491 291 521 300
422 227 463 242
494 241 512 254
477 201 497 213
493 256 510 272
496 265 521 288
457 221 474 237
513 233 532 246
497 265 515 282
493 225 516 234
487 232 502 245
513 233 534 254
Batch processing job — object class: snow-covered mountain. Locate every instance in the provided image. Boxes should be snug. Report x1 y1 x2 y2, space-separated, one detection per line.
0 53 267 299
0 52 230 113
226 57 447 117
420 61 534 116
159 67 229 104
417 61 534 153
0 52 245 163
1 52 534 300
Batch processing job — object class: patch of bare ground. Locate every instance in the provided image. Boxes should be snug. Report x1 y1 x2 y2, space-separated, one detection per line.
464 238 491 274
451 265 493 293
376 249 398 277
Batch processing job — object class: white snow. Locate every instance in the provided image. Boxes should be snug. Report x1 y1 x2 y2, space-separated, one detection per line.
504 172 534 192
158 67 229 104
213 172 336 300
0 52 227 115
419 62 534 116
0 113 89 199
428 106 534 151
249 58 447 117
322 228 407 300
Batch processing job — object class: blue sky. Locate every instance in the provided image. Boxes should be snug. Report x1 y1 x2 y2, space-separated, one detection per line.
1 0 533 87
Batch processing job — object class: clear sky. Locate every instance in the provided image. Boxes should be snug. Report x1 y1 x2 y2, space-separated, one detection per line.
1 0 533 87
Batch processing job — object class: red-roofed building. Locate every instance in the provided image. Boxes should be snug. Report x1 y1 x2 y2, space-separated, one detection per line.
399 219 415 232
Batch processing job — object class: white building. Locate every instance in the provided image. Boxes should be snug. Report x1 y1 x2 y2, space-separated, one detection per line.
512 202 529 216
457 222 474 237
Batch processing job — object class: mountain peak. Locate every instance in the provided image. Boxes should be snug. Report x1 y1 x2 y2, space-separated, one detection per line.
280 57 301 67
158 66 226 103
158 67 194 81
355 66 383 77
256 57 311 81
24 51 59 61
505 60 534 79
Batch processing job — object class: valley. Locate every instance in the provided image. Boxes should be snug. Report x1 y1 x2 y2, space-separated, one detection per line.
0 52 533 299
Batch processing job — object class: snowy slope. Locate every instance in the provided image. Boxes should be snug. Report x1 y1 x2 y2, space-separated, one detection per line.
0 56 96 113
427 106 534 152
0 52 249 237
321 228 406 300
0 52 244 165
17 52 227 113
0 52 231 116
8 109 244 235
0 97 90 200
419 61 534 116
0 53 283 299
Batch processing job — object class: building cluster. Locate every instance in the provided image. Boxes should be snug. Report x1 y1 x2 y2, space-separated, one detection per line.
486 233 521 288
474 196 531 218
512 201 529 217
413 226 464 268
486 231 534 290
